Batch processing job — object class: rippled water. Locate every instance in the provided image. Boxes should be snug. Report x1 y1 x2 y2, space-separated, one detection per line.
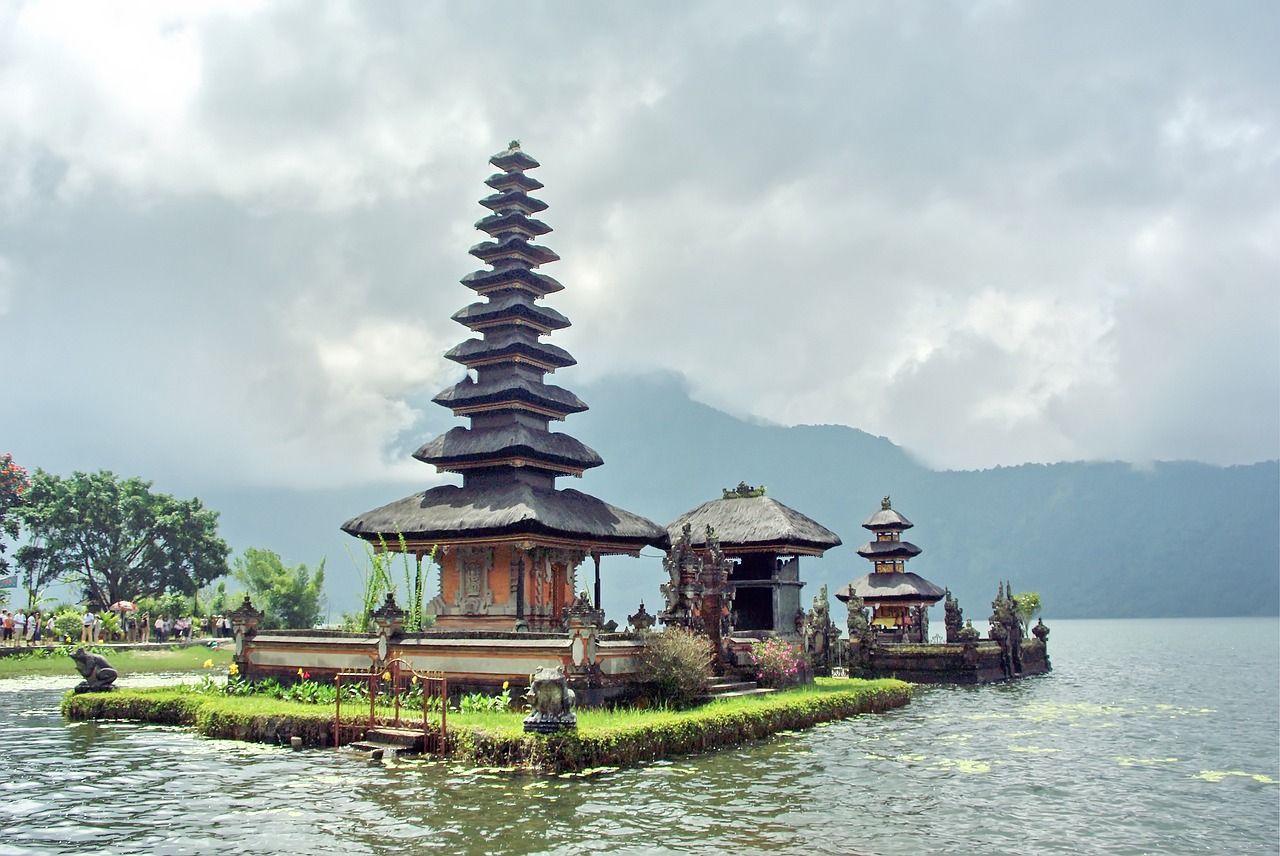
0 618 1276 855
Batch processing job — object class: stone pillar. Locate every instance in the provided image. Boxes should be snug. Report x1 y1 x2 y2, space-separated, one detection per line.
592 552 602 611
228 595 264 678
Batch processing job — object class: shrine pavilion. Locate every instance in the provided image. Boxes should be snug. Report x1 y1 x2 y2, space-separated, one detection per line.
341 143 667 631
665 483 842 636
835 497 945 642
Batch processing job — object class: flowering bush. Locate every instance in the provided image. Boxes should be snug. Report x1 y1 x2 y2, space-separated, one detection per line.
639 626 712 707
749 637 809 688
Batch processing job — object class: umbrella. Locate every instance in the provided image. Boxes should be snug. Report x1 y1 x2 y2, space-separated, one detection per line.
109 601 138 612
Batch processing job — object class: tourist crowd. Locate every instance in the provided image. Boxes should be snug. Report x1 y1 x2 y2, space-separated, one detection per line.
0 608 237 647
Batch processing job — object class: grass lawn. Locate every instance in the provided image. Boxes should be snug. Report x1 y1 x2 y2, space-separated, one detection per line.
63 676 912 772
0 644 232 679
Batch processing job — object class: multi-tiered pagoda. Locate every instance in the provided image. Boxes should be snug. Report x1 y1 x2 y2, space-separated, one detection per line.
835 497 945 642
342 142 667 631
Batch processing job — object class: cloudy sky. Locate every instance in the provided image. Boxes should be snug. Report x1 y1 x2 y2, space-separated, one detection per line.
3 0 1277 500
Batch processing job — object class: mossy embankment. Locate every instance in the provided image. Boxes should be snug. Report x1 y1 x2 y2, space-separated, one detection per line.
0 644 231 678
63 677 911 773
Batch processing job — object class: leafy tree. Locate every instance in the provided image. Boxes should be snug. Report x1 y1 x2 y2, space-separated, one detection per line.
232 547 325 630
200 579 243 616
1012 591 1043 633
18 470 230 609
0 453 30 573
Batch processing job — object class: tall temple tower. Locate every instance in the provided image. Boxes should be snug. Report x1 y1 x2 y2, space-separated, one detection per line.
342 143 667 631
835 497 945 642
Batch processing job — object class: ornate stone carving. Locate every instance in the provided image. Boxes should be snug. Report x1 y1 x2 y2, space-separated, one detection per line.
943 588 964 643
522 665 577 733
628 601 655 633
803 584 843 674
1032 617 1050 642
70 648 118 693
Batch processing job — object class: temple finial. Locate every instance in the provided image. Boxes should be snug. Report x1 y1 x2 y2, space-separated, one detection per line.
881 496 892 510
508 139 521 151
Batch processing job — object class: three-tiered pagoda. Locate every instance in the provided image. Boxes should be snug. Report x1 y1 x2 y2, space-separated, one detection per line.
835 496 944 642
342 142 667 631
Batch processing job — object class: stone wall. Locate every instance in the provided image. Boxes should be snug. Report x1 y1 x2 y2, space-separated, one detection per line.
857 639 1050 684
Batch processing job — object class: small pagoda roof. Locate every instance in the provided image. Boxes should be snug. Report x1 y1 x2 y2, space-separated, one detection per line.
835 572 946 604
856 540 923 560
451 294 570 332
475 211 552 238
666 487 842 556
432 375 588 417
415 425 603 473
342 483 668 553
469 236 560 267
485 171 543 193
863 496 914 531
461 266 564 296
490 145 540 172
444 337 576 370
479 190 548 214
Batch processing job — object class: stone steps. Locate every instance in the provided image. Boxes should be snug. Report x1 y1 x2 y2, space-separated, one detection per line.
699 678 776 703
347 727 426 759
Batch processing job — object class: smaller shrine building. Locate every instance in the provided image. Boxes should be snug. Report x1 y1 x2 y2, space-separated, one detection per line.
835 497 945 643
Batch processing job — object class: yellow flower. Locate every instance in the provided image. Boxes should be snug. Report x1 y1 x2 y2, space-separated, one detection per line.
202 658 214 669
297 668 305 678
228 663 239 676
382 671 392 681
502 680 510 691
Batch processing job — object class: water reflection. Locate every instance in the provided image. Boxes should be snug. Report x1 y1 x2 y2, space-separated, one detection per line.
0 619 1275 855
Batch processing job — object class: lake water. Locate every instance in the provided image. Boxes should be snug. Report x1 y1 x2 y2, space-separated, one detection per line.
0 618 1276 855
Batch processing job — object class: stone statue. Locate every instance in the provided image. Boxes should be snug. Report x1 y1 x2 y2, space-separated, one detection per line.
70 648 118 693
1032 617 1050 642
522 665 577 733
943 588 964 643
844 592 872 670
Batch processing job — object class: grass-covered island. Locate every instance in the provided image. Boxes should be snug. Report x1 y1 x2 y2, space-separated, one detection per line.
63 677 911 773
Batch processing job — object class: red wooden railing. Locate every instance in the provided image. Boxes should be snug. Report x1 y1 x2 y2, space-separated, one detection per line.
333 660 448 755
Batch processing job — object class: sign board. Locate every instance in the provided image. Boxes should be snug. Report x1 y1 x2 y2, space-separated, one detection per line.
0 574 17 590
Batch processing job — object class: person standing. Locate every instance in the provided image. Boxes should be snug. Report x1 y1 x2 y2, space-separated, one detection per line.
140 611 150 643
80 609 95 644
24 611 36 645
44 613 55 645
14 610 25 647
2 611 12 644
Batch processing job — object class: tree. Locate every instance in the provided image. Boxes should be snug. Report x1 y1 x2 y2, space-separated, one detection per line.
0 453 30 574
15 542 70 612
18 470 230 609
232 547 325 630
1012 591 1043 633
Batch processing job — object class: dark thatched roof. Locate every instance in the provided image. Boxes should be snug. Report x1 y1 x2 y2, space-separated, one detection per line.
451 294 570 331
835 572 946 604
863 506 913 531
666 495 842 554
475 211 552 237
444 337 576 369
485 171 543 193
469 236 560 267
342 483 667 550
479 190 548 214
415 426 603 472
490 147 540 172
855 540 922 560
432 375 588 416
460 266 563 296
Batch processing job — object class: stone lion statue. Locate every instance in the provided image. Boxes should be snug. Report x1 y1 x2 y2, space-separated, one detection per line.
522 665 576 733
70 648 119 693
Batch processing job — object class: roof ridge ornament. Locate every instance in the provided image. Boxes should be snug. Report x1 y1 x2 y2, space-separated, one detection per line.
722 481 766 499
882 496 892 510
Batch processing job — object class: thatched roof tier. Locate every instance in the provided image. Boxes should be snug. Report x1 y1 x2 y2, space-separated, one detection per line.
479 189 548 215
433 375 588 418
485 171 543 193
342 483 667 553
489 146 540 172
445 337 576 371
855 540 923 560
475 210 552 239
460 266 564 297
451 294 570 333
666 494 842 556
415 425 603 474
469 236 560 267
835 572 946 604
863 497 914 531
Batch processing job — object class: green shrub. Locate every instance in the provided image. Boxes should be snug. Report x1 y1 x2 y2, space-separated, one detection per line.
639 627 712 707
53 610 82 642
